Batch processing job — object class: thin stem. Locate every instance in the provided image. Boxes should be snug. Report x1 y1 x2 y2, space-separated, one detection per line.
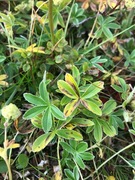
5 159 12 180
57 137 62 177
64 0 75 37
84 141 135 180
103 145 135 169
4 119 12 180
48 0 55 45
84 10 99 47
82 24 135 56
73 159 83 180
27 0 34 45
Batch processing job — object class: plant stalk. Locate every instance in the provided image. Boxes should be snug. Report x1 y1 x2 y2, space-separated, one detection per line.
48 0 55 45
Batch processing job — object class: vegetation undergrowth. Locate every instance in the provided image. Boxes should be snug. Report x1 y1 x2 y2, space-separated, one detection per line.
0 0 135 179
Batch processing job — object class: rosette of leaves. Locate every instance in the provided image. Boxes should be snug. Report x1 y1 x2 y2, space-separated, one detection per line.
57 67 104 117
23 72 83 153
23 72 65 133
61 140 94 172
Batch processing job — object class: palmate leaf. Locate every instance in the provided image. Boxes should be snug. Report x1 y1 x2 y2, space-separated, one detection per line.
57 129 83 141
81 99 102 116
32 132 55 152
64 99 80 117
57 80 78 99
23 106 46 119
23 93 46 106
65 73 79 96
81 81 104 99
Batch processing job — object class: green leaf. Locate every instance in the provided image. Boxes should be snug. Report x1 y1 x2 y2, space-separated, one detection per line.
57 129 83 141
64 169 74 180
23 93 46 106
129 129 135 135
118 78 127 92
0 160 7 173
74 153 85 169
93 119 102 142
70 118 94 127
86 126 94 133
23 106 46 119
111 84 123 92
72 65 80 85
60 142 75 154
57 80 78 99
81 100 102 116
103 27 113 39
101 121 116 137
102 99 117 115
104 16 116 24
132 121 135 130
76 142 88 153
17 154 29 169
81 81 104 99
61 96 71 106
32 132 55 152
73 166 80 180
107 23 120 29
69 140 77 149
51 104 65 120
39 81 50 103
0 56 6 62
80 152 94 161
42 107 52 132
59 0 72 10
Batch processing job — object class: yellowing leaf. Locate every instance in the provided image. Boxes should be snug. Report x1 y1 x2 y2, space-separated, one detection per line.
57 129 83 141
107 0 118 8
0 147 6 160
0 74 7 81
0 74 8 86
82 0 89 9
107 176 116 180
65 73 79 96
57 80 78 99
26 43 45 54
66 123 76 130
125 0 135 9
32 132 55 152
64 99 80 117
53 0 63 5
8 143 20 149
11 44 45 55
81 99 102 116
54 171 62 180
